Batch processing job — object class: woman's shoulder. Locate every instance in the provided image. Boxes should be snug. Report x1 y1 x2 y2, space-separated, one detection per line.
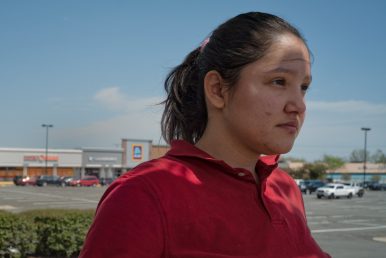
110 156 192 192
269 166 300 191
120 155 185 179
97 155 197 212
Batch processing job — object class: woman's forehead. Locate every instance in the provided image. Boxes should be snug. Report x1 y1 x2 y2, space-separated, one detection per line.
243 53 311 80
253 35 311 73
264 39 310 62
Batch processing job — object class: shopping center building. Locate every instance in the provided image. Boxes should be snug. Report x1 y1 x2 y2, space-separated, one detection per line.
0 138 170 180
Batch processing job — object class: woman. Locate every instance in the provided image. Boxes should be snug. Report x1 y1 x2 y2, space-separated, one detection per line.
80 12 330 258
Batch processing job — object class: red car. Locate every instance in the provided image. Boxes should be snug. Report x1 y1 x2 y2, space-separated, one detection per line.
19 176 38 186
69 176 99 187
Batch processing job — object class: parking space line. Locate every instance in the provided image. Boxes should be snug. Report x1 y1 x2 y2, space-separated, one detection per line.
71 197 98 203
341 219 371 223
0 205 17 210
308 220 330 225
0 189 98 203
312 225 386 233
33 202 96 206
373 237 386 243
0 189 66 199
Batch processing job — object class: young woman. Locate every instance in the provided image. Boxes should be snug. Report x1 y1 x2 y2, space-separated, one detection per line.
80 12 331 258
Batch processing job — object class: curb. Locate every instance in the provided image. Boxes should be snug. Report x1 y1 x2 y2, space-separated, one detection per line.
0 182 14 187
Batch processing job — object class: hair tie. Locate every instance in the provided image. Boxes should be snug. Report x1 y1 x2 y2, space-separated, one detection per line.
200 38 210 53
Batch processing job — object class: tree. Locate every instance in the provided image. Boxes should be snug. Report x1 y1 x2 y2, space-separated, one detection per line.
282 156 306 163
349 149 370 163
371 149 386 164
299 162 328 180
322 155 345 170
286 168 307 179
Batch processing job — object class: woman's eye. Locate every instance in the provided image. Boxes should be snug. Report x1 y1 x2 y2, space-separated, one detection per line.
301 84 310 92
272 79 286 86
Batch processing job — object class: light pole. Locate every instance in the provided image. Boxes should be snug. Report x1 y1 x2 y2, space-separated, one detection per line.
42 124 53 175
361 127 371 187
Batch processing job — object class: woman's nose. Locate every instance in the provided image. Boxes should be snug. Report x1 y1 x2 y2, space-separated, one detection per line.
284 90 306 114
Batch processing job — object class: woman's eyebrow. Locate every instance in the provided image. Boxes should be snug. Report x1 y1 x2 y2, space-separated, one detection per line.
264 66 312 82
264 66 294 74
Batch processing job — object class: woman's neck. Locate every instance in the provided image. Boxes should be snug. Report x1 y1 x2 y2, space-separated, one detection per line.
195 131 260 174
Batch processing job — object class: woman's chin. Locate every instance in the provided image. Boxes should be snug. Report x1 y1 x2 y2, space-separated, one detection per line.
262 144 294 156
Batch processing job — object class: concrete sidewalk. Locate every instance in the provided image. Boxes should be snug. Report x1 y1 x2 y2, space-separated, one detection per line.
0 181 13 187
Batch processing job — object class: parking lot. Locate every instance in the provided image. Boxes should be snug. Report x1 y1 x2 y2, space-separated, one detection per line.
0 185 104 212
0 185 385 258
304 191 386 258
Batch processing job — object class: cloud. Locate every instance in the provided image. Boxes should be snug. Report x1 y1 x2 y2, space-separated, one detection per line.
54 110 164 148
94 87 129 111
94 87 163 113
54 87 165 148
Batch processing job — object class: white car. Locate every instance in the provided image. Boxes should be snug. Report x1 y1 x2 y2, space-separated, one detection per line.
316 183 355 199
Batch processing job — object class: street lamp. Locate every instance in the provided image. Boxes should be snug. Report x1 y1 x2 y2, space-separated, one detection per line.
361 127 371 187
42 124 53 175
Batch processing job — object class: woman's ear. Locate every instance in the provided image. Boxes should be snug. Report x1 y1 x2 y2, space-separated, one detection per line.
203 70 227 109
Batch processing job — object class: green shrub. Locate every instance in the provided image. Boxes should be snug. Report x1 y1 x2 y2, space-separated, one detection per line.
0 209 94 258
0 211 38 258
30 209 94 257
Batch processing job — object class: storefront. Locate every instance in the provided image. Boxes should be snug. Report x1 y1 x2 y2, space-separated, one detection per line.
80 148 123 179
0 139 170 181
121 138 152 170
326 162 386 183
0 148 82 179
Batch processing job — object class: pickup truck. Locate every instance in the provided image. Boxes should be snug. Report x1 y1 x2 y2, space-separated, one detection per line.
342 182 365 197
316 183 356 199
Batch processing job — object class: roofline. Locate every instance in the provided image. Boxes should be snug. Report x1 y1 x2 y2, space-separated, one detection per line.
0 148 82 153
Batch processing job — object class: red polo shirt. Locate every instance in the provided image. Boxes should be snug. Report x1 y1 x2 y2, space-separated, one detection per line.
80 140 330 258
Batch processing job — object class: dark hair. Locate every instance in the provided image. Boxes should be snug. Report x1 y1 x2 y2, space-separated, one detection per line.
161 12 308 144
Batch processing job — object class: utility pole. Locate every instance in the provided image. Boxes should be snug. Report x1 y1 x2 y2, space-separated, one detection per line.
361 127 371 187
42 124 53 175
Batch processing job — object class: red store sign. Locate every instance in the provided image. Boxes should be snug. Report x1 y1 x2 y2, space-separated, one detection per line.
23 155 59 162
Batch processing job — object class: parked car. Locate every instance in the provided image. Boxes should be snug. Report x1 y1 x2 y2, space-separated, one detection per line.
299 181 307 193
342 182 364 197
307 181 326 194
69 175 99 187
368 182 386 191
13 176 38 186
99 177 115 186
300 180 326 194
316 183 355 199
19 176 38 186
57 176 74 187
36 175 61 186
13 175 24 186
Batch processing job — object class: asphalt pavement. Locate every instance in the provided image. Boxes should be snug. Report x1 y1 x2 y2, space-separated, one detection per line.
304 191 386 258
0 185 104 212
0 185 385 258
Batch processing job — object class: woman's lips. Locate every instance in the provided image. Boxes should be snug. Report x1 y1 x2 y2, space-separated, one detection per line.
277 121 298 134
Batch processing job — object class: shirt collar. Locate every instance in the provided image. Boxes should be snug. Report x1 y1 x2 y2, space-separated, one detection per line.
166 140 279 181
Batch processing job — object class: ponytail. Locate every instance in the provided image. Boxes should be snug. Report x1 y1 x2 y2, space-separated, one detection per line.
161 47 207 144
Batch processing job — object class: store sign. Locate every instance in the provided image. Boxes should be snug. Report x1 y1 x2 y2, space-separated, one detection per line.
132 144 143 160
88 156 118 162
23 155 59 162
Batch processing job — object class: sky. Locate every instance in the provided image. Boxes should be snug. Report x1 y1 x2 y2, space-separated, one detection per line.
1 0 385 162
